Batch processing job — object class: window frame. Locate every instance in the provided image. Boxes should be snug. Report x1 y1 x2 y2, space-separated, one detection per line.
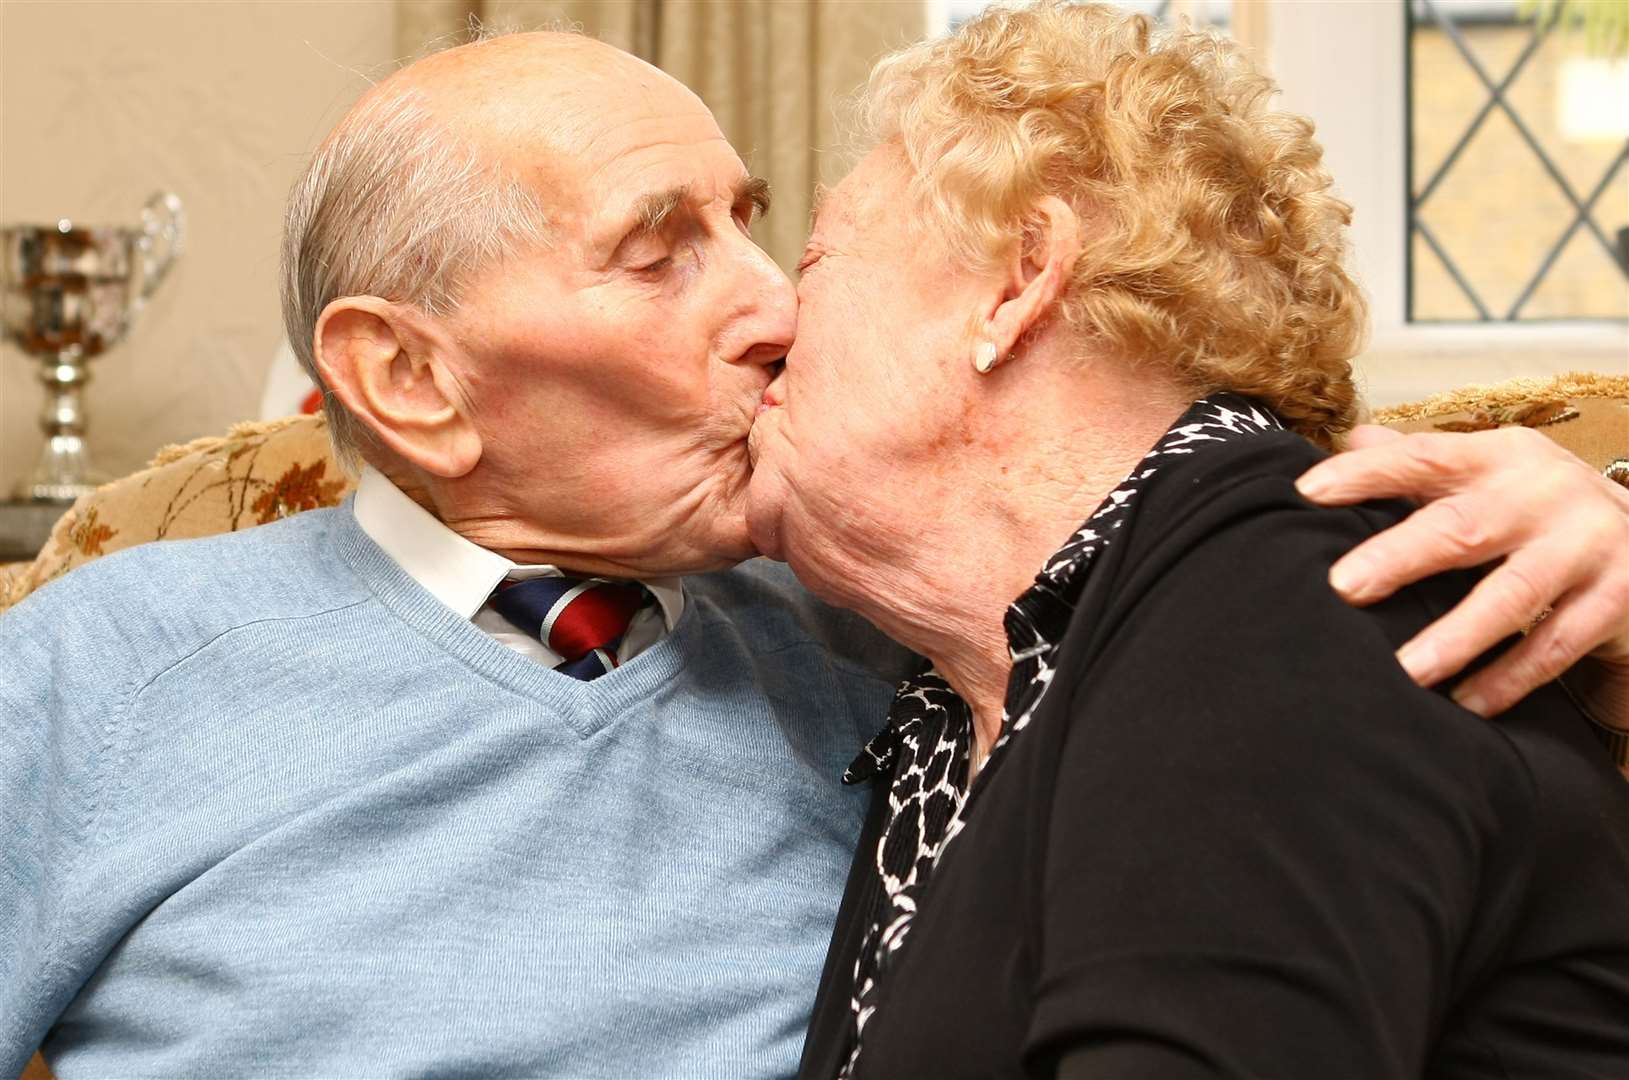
923 0 1625 407
1266 0 1626 407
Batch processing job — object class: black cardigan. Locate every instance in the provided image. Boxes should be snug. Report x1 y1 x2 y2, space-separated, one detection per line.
799 432 1629 1080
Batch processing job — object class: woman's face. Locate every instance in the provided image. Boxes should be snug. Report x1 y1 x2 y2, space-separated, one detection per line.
746 145 990 579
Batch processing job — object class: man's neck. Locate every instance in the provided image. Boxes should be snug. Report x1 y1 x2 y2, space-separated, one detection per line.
364 455 656 578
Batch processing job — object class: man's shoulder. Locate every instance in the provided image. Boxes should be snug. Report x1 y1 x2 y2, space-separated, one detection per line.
23 504 357 606
2 507 370 675
689 559 918 685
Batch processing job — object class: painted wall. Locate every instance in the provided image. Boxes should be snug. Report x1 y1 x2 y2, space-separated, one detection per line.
1 0 396 497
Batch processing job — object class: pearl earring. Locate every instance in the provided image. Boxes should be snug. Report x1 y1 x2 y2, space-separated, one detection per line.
973 340 1000 374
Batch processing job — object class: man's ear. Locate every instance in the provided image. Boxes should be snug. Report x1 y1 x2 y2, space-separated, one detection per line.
982 196 1082 363
312 296 482 478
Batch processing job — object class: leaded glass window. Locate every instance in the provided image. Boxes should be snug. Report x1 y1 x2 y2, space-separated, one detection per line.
1408 0 1629 321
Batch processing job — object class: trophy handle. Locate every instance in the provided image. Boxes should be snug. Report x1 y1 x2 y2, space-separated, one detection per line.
138 191 186 299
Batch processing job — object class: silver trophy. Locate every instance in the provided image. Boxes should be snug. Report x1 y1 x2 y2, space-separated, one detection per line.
1 192 185 502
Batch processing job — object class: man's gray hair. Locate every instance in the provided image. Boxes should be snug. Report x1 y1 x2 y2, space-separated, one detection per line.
280 87 550 467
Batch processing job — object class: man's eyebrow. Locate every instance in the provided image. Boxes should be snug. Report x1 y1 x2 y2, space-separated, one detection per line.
619 176 768 246
737 175 772 219
630 185 690 237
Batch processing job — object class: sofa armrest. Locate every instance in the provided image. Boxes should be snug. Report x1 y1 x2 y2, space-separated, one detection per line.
0 413 352 616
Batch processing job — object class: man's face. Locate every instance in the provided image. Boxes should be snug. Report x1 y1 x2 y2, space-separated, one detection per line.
443 59 793 576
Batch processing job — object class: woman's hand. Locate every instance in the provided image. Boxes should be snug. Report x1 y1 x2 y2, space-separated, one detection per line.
1295 424 1629 726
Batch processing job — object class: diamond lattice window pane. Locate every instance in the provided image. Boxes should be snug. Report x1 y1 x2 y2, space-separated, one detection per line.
1418 108 1574 317
1409 0 1629 322
1411 233 1488 320
1523 219 1629 320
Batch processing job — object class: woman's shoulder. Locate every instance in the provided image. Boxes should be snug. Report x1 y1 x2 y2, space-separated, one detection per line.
1106 429 1414 614
1136 427 1375 534
1054 425 1624 856
1044 428 1629 1067
1053 425 1532 810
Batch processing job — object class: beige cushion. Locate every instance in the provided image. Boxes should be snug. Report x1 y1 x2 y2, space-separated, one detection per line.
1372 371 1629 477
1 413 350 614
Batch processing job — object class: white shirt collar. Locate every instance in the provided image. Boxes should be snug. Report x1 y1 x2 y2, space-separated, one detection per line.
352 465 684 627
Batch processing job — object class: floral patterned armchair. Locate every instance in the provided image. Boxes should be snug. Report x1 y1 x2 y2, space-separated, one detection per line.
2 414 351 613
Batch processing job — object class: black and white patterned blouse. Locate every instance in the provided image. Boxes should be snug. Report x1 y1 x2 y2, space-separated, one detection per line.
833 393 1285 1078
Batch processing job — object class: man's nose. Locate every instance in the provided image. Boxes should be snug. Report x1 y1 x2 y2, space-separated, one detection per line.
726 239 797 367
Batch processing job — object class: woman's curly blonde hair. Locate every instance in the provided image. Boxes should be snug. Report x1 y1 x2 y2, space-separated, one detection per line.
861 0 1364 446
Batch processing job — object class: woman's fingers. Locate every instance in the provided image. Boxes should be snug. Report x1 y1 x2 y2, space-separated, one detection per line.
1391 509 1629 714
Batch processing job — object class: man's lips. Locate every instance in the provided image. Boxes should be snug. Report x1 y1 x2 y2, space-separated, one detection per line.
758 375 786 414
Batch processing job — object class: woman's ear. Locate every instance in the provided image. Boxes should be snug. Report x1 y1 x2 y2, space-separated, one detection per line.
983 196 1082 364
312 296 482 478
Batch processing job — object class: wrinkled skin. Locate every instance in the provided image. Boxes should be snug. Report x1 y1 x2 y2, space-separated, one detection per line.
314 34 793 579
749 142 1629 739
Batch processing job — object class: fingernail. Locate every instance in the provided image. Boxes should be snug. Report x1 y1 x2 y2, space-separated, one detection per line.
1396 639 1438 684
1329 559 1370 601
1295 473 1330 500
1454 687 1490 717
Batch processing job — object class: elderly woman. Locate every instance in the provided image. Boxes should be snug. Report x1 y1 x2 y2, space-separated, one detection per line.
745 3 1629 1077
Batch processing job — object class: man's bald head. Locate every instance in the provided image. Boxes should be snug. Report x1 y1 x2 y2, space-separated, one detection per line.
354 32 676 168
281 30 705 465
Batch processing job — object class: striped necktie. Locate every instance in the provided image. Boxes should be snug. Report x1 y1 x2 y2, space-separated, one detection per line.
487 576 650 681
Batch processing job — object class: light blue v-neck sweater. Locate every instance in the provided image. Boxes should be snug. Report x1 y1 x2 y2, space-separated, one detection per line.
0 502 912 1079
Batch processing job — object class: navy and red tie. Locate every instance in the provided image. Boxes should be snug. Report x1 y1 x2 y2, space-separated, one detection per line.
487 576 650 681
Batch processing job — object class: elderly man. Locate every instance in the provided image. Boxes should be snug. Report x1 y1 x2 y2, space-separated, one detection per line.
3 32 911 1079
3 28 1627 1080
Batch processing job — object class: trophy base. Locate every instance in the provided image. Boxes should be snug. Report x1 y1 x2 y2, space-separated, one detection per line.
20 434 106 505
19 481 99 505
